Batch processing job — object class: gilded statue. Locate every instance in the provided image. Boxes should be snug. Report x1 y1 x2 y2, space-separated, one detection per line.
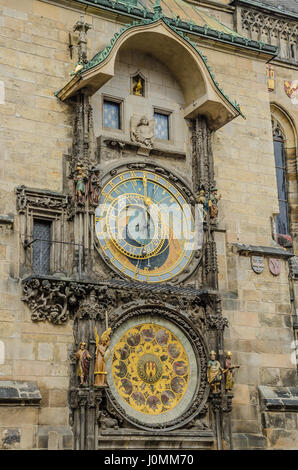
207 350 222 394
223 351 240 391
94 327 111 386
130 115 155 148
133 77 143 96
75 342 91 386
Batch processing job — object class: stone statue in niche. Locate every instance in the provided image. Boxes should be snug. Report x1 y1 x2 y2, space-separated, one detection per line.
75 342 92 386
74 165 88 205
94 327 111 386
130 115 155 149
207 350 222 394
89 166 101 207
223 351 240 391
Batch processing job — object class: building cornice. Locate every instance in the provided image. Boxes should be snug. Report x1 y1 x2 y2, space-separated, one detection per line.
231 0 298 20
40 0 277 56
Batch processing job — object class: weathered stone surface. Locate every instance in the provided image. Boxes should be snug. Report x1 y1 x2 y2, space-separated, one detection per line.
259 386 298 411
0 428 21 450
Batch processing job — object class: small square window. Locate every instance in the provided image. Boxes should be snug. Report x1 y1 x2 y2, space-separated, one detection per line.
154 111 169 140
103 100 121 129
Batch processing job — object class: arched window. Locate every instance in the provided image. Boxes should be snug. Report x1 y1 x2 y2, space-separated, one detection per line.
272 123 289 235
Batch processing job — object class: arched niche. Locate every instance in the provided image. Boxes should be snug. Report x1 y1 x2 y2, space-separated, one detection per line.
57 19 241 130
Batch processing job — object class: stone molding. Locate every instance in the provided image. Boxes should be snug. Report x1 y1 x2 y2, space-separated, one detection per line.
0 381 42 405
232 243 294 258
259 385 298 411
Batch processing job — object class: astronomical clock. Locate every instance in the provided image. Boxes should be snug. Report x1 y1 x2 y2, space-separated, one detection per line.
95 168 196 283
89 163 210 435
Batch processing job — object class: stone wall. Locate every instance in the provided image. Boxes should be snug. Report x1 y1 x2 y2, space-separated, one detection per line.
0 0 297 449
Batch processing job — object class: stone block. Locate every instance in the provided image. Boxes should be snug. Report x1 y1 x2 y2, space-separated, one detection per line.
49 389 67 407
38 343 54 361
20 425 35 449
259 367 282 387
233 384 250 405
0 407 38 427
231 419 261 434
38 407 68 426
14 360 52 377
262 412 286 430
280 369 297 387
232 404 258 421
265 428 298 449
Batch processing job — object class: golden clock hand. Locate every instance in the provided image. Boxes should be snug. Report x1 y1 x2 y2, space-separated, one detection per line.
143 174 151 207
143 175 147 201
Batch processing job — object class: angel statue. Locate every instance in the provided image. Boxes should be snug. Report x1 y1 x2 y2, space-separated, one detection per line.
130 115 155 148
75 342 91 386
94 327 111 386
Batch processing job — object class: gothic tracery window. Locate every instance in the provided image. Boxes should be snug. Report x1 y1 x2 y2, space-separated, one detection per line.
272 122 289 235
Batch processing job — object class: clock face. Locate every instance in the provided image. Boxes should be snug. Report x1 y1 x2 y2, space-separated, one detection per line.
106 314 199 428
95 169 195 283
111 323 190 415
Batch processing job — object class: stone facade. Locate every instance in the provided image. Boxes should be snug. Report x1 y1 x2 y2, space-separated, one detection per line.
0 0 297 450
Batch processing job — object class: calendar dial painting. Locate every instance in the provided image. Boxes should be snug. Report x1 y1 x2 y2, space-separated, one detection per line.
107 315 199 427
111 323 189 415
95 170 195 283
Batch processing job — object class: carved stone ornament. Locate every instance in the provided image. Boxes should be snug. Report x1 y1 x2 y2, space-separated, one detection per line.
22 276 228 331
251 255 264 274
269 258 281 276
16 186 69 214
241 8 298 62
130 115 155 149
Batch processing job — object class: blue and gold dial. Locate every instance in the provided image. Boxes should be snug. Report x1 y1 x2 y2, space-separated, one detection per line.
95 170 195 283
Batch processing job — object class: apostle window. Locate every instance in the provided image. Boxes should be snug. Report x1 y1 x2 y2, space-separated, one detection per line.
103 99 121 130
154 111 170 140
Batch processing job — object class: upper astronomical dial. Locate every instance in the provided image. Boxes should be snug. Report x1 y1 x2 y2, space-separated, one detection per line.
95 170 195 283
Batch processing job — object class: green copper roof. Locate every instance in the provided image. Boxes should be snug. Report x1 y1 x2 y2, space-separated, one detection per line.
137 0 242 36
72 0 278 54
